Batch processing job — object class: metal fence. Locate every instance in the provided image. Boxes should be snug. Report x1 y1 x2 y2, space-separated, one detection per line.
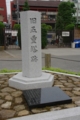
4 29 20 50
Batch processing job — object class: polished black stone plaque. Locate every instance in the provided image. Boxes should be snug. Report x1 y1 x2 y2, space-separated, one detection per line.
23 87 72 108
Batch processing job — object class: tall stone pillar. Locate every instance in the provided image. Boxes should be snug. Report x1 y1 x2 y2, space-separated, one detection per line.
9 11 54 90
21 11 42 78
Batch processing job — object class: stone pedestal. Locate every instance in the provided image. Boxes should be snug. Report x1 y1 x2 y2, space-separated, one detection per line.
9 72 54 90
9 11 54 90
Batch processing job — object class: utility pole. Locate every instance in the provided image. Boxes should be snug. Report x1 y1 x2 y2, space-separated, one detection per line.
17 0 19 24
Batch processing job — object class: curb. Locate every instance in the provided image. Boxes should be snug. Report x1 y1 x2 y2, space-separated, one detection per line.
8 107 80 120
0 70 80 78
43 70 80 78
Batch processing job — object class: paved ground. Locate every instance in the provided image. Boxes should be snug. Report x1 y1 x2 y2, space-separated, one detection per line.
0 73 80 119
0 48 80 72
43 48 80 72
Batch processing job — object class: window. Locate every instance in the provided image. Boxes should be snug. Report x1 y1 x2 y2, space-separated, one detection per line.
0 8 4 11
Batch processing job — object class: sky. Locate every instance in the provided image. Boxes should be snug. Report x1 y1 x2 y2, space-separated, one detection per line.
6 0 12 14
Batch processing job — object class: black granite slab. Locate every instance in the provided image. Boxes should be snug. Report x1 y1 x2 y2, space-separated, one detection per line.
23 87 72 108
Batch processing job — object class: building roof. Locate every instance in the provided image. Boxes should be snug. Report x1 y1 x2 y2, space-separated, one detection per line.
13 0 60 7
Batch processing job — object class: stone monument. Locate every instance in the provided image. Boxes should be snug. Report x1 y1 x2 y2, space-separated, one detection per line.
9 11 54 90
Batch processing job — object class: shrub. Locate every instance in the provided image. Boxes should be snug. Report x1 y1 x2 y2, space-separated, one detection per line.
46 25 52 31
0 22 5 46
65 24 74 30
13 24 20 30
41 24 47 49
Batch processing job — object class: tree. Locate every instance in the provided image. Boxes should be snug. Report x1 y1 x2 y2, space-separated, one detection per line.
23 0 30 11
46 25 52 31
56 16 64 31
41 24 52 48
65 24 75 30
56 1 76 30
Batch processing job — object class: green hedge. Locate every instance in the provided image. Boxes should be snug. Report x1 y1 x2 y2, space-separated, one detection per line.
0 22 5 46
41 24 47 49
65 24 74 30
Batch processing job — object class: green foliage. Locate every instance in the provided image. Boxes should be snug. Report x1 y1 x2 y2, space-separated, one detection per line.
42 24 52 31
0 69 21 73
65 24 74 30
1 68 80 76
56 1 76 30
0 22 5 28
41 24 52 48
77 25 80 29
13 24 20 30
43 67 80 76
46 25 52 31
0 22 5 46
41 24 47 49
23 0 30 11
13 24 21 49
56 16 64 30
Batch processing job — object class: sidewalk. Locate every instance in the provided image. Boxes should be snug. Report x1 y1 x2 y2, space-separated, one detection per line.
1 48 80 60
0 50 21 60
42 48 80 56
0 51 14 60
0 48 80 61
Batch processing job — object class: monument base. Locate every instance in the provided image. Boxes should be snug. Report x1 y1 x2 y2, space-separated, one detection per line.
9 72 54 90
23 87 72 108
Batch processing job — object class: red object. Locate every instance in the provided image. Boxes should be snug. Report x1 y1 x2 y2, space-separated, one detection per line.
0 0 7 22
11 0 60 27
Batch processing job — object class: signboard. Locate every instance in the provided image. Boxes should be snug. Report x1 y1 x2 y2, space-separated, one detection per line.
12 31 18 36
62 31 70 37
5 30 9 33
5 30 18 36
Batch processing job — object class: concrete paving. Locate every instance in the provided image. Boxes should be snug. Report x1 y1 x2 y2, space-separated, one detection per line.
42 48 80 56
8 107 80 120
43 48 80 72
0 48 80 72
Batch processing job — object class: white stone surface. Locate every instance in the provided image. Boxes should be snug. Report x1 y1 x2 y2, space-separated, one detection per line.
20 11 42 78
8 107 80 120
9 72 54 90
9 11 54 90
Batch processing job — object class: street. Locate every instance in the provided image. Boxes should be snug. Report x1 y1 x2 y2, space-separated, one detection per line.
0 48 80 72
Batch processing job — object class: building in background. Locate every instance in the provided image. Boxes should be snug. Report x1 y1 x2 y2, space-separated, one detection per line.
10 0 60 27
0 0 7 22
73 0 80 24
